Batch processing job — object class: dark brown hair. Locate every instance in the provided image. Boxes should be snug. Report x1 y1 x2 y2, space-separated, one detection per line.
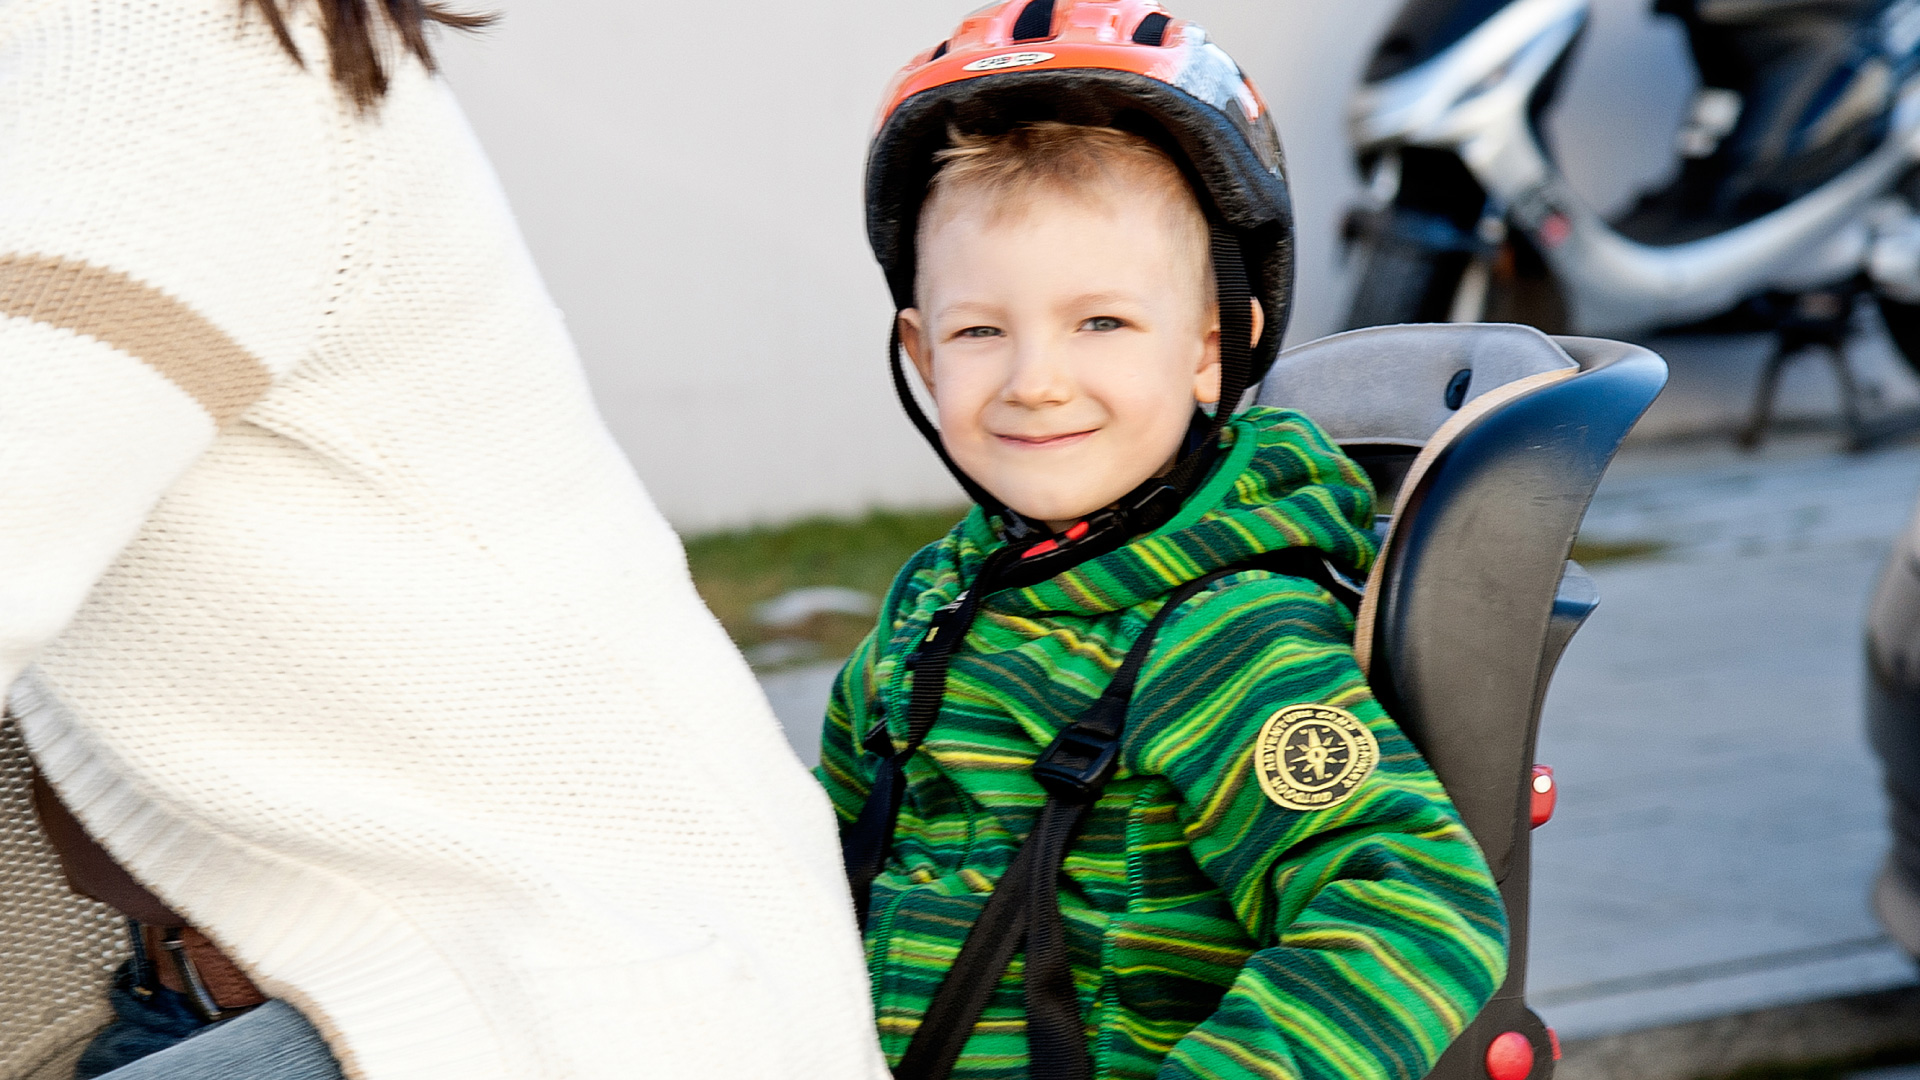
244 0 494 109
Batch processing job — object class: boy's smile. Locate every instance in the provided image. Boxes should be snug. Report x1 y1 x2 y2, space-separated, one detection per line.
900 186 1260 533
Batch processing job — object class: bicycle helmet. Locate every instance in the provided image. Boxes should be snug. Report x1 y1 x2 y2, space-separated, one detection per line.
868 0 1294 557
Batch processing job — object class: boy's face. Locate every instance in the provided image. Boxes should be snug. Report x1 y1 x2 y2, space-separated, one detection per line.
900 185 1259 533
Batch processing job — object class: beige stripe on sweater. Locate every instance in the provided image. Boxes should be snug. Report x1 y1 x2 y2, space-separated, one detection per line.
0 254 270 422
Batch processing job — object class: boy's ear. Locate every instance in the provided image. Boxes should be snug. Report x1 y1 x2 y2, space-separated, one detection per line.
898 309 935 395
1195 299 1264 406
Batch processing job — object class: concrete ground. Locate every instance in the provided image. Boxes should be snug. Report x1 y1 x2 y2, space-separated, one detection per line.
1559 985 1920 1080
1532 316 1920 1040
757 316 1920 1055
1533 433 1920 1039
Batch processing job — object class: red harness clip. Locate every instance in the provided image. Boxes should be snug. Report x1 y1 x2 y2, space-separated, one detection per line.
1021 520 1093 560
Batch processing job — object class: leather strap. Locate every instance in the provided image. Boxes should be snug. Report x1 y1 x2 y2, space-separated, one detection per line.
143 924 268 1018
26 751 265 1019
30 770 184 927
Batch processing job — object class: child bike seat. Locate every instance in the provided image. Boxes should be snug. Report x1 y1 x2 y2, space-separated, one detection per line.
1257 323 1668 1080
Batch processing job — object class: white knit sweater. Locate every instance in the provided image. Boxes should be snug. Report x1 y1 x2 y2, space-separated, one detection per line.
0 1 886 1077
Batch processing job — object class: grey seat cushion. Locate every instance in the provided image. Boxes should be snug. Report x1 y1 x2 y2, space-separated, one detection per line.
1254 323 1578 446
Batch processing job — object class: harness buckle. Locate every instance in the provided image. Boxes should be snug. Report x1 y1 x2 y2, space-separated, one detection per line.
1032 721 1121 804
905 592 971 670
159 928 232 1023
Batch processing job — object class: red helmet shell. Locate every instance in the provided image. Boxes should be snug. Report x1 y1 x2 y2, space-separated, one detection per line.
866 0 1293 375
876 2 1267 135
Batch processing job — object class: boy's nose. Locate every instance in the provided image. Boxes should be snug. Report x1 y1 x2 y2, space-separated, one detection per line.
1002 338 1074 407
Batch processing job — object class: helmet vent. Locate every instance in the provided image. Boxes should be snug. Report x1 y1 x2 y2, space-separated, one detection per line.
931 40 950 60
1132 12 1171 46
1010 0 1056 41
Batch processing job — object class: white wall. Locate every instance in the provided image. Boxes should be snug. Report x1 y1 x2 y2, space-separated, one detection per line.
436 0 1693 533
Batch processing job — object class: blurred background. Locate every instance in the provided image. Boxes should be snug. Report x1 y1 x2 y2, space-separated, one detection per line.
436 4 1920 1078
436 0 1698 532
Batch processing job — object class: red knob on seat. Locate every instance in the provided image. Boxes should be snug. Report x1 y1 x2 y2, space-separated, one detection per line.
1486 1031 1534 1080
1530 765 1557 829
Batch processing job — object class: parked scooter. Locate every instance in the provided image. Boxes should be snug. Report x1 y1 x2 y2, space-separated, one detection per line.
1343 0 1920 443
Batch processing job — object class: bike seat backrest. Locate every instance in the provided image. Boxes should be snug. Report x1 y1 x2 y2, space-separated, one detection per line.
1253 323 1666 1080
1255 323 1664 872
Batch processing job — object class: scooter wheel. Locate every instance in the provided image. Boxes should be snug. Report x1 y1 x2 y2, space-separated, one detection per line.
1344 211 1565 332
1344 222 1473 329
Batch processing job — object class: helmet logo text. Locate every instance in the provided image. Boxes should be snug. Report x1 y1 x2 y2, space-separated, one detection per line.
962 51 1055 72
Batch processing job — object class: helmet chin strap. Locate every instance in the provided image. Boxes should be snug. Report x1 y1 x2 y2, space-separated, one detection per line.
886 225 1255 561
1184 225 1254 492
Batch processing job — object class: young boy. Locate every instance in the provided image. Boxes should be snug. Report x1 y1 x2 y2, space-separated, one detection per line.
820 4 1509 1079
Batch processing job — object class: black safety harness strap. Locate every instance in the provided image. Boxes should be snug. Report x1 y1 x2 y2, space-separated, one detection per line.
893 566 1230 1080
842 544 1025 926
886 545 1358 1080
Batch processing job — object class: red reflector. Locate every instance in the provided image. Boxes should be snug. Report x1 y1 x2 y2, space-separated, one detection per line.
1485 1031 1533 1080
1530 765 1557 828
1023 539 1059 559
1547 1028 1562 1062
1065 521 1090 541
1539 213 1572 248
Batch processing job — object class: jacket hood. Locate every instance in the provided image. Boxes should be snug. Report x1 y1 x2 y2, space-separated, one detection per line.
948 406 1379 618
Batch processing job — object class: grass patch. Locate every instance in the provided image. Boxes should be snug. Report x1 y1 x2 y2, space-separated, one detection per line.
1571 537 1670 565
686 510 1669 670
685 506 967 669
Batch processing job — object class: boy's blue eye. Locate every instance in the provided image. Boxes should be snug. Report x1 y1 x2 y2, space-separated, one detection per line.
957 326 1002 339
1082 316 1124 332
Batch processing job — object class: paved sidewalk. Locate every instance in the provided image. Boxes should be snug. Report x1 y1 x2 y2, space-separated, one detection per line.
1559 985 1920 1080
761 663 839 771
1622 322 1920 445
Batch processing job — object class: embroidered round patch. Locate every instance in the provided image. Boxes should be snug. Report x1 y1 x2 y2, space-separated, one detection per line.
1253 704 1379 812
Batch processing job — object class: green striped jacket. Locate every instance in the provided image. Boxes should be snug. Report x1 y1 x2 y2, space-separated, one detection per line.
817 407 1509 1080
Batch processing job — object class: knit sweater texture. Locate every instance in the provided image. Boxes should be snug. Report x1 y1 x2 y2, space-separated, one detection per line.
0 1 884 1077
818 407 1509 1080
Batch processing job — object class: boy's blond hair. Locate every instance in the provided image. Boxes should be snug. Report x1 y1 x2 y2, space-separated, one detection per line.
917 122 1214 309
